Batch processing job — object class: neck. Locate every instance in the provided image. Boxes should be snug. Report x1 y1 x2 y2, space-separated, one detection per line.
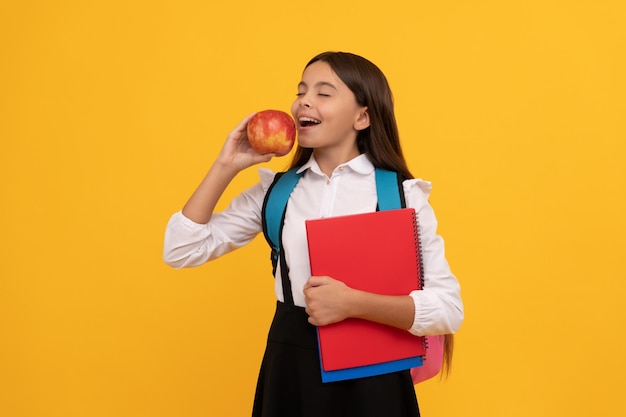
313 146 361 177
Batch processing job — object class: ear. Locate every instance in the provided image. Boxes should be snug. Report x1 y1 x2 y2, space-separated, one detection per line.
354 107 370 131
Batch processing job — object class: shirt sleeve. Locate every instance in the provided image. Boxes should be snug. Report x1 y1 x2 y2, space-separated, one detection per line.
402 179 464 336
162 168 277 269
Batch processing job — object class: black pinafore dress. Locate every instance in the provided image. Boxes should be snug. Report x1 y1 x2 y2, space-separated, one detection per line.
251 242 421 417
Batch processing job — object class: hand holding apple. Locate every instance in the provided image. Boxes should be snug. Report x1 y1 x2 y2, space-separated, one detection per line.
246 110 296 156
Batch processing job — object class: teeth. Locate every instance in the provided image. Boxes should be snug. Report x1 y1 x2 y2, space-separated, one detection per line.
299 117 321 124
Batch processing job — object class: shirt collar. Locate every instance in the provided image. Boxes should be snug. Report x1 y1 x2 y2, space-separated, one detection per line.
296 153 375 176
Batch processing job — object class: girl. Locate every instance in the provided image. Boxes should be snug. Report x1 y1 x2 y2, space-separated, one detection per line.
163 51 464 417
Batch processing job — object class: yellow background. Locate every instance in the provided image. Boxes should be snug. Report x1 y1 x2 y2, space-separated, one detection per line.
2 1 625 416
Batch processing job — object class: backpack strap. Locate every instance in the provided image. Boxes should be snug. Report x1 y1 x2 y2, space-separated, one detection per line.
262 167 304 259
261 167 304 305
261 166 405 305
375 168 406 210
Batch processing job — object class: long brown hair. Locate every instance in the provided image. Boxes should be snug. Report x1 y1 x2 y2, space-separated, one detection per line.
290 51 455 376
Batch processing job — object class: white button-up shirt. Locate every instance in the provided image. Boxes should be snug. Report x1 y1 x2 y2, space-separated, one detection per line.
163 154 463 336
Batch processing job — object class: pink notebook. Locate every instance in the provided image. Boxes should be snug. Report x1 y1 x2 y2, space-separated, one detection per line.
305 208 426 372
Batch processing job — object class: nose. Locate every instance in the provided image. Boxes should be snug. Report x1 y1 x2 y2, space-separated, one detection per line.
299 93 312 108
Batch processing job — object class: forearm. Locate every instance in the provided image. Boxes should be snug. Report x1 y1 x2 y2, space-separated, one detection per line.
349 290 415 330
182 161 239 224
304 276 416 329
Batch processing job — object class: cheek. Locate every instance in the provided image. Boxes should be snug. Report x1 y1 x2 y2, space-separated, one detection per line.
290 101 298 119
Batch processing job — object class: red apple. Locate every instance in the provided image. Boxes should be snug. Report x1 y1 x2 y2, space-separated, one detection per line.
247 110 296 156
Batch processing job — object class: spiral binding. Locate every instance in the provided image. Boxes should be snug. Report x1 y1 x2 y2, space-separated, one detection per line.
413 211 428 353
413 211 425 290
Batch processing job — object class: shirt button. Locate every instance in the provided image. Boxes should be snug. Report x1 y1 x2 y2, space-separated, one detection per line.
326 179 331 185
338 166 344 171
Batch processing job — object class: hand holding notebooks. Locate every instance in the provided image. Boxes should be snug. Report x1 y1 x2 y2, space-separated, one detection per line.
305 208 426 381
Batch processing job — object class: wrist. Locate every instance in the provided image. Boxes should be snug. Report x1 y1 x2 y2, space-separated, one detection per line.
210 158 240 179
347 288 368 320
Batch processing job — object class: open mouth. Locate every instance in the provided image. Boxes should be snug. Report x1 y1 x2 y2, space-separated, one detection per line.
299 117 321 127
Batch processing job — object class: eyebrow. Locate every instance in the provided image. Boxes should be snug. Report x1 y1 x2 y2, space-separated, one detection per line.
297 81 338 90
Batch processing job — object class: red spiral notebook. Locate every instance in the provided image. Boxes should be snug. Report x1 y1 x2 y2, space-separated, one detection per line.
305 208 426 382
